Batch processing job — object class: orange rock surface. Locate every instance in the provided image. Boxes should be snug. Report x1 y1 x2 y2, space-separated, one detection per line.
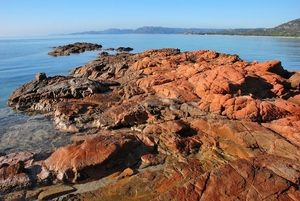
4 48 300 200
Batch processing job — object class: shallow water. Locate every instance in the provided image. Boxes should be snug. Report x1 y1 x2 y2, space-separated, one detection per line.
0 107 71 153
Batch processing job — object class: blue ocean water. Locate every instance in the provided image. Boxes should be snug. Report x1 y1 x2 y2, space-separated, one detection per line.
0 34 300 153
1 34 300 108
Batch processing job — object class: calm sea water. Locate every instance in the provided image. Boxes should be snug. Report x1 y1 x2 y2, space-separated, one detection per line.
0 34 299 153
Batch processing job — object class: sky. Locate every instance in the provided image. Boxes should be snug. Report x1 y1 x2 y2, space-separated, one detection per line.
0 0 299 37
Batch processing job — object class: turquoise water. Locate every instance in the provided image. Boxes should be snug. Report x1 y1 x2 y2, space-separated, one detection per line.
0 34 299 153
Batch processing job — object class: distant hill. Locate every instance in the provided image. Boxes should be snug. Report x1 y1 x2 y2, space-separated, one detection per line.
265 18 300 36
71 28 134 35
70 26 220 35
132 27 225 34
70 18 300 37
191 18 300 37
133 26 178 34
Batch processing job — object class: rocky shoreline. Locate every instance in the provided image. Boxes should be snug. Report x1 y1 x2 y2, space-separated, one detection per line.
1 45 300 200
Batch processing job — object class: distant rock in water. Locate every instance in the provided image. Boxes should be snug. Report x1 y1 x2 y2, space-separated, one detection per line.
48 42 102 56
103 47 134 53
104 47 115 51
116 47 133 52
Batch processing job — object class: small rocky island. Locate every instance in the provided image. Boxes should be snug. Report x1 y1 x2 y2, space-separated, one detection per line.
48 42 134 57
48 42 102 56
2 43 300 200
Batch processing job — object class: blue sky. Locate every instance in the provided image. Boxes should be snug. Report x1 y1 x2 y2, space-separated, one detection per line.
0 0 299 37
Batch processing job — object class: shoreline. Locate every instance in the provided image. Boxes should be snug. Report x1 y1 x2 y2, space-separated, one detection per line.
180 33 300 38
1 46 300 200
1 33 300 40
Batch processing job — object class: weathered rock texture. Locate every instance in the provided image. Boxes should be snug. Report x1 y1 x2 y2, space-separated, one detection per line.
8 76 111 112
48 42 102 56
44 131 142 183
0 151 52 194
4 48 300 200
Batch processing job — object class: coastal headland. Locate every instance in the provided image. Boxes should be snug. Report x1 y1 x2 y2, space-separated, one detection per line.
2 43 300 200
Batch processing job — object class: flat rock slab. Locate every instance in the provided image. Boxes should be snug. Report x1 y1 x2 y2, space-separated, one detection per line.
37 184 76 200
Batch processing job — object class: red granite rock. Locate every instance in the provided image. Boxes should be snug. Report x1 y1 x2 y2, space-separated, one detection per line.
153 155 300 201
289 71 300 88
44 132 141 182
251 60 289 77
5 48 300 200
0 151 51 194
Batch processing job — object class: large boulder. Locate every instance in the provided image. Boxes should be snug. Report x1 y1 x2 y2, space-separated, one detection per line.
289 71 300 88
251 60 289 78
44 132 142 183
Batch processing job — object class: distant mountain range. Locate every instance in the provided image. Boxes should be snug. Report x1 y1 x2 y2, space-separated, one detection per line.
70 27 223 35
196 18 300 37
70 18 300 37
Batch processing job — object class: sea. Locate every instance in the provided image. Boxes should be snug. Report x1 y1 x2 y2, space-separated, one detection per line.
0 34 300 153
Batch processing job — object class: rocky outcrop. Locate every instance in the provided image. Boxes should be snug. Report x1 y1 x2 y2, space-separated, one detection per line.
48 42 102 56
8 75 111 112
4 48 300 200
